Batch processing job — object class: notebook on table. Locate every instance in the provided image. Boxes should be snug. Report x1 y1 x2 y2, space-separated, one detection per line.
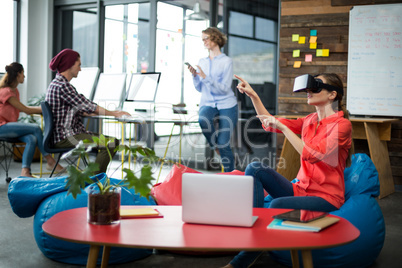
182 173 258 227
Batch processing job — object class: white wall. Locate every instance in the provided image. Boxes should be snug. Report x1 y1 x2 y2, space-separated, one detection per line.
19 0 53 103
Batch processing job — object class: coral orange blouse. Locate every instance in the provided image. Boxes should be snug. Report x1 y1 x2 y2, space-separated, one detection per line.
264 111 352 208
0 87 20 126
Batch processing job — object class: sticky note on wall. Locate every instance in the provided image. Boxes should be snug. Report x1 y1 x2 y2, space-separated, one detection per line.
305 54 313 62
293 61 302 68
298 36 306 44
293 50 300 57
309 36 317 43
292 34 299 42
322 49 330 57
310 29 317 36
316 49 323 57
310 43 317 49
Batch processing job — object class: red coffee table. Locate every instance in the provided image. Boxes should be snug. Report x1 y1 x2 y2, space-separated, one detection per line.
42 206 359 268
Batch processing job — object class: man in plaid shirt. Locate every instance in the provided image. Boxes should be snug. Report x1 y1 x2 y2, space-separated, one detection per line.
45 49 130 173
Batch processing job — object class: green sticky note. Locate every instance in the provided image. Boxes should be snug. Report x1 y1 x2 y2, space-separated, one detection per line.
316 49 323 57
292 34 299 42
293 50 300 57
310 29 317 36
298 36 306 44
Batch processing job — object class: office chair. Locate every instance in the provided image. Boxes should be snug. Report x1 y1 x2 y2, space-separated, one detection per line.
0 137 21 183
41 101 78 177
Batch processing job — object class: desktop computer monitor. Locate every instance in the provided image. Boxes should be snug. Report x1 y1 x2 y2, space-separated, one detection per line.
125 72 161 103
70 67 100 100
93 73 127 110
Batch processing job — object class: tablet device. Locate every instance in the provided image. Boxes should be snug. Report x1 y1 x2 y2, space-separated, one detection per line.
273 209 327 223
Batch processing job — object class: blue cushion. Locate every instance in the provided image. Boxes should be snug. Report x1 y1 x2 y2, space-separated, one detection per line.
8 173 156 265
265 154 385 268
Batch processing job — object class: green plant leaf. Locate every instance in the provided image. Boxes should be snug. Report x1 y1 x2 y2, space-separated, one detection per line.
65 162 100 199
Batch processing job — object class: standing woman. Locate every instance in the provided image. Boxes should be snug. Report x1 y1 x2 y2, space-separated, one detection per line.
223 73 353 268
0 62 63 177
187 27 238 172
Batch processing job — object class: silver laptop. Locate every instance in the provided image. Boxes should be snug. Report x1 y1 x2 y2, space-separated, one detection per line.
182 173 258 227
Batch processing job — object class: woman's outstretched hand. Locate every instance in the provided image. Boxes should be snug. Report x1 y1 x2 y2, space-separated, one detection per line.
234 74 256 98
257 114 284 131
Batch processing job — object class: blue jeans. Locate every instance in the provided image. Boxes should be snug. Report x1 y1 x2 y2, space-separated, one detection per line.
0 122 49 169
198 105 238 172
230 161 338 268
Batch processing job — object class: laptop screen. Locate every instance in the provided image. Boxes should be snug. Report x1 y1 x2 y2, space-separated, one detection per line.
125 72 161 103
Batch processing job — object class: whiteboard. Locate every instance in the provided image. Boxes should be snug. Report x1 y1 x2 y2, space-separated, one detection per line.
347 4 402 117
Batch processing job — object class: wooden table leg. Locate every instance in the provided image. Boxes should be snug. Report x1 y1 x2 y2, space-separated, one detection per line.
86 245 100 268
290 249 300 268
101 246 111 268
301 249 313 268
364 122 395 198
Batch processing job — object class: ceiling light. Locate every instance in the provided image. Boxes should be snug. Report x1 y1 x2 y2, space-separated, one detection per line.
184 1 208 21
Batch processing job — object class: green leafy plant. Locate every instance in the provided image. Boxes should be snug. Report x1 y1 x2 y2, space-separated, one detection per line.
63 134 166 199
18 93 46 124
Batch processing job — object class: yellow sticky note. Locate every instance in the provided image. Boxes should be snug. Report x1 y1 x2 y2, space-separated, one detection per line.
293 61 302 68
298 36 306 44
305 54 313 62
292 34 299 42
309 36 317 43
293 50 300 57
316 49 323 57
322 49 330 57
310 43 317 49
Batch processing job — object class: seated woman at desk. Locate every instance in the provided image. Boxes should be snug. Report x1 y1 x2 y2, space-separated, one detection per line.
46 49 130 173
0 62 63 177
187 27 238 172
223 73 354 268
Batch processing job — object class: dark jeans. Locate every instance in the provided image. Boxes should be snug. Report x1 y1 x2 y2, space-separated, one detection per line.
230 161 338 268
198 105 238 172
55 133 119 174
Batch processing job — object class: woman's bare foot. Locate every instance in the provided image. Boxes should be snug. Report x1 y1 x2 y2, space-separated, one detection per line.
44 155 65 172
21 167 33 177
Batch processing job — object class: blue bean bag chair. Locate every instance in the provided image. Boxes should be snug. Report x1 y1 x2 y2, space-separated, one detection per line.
8 173 156 265
264 153 385 268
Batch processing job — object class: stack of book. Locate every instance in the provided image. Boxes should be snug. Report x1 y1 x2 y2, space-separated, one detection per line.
267 216 339 232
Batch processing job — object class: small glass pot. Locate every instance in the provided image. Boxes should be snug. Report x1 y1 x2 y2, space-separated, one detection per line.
87 185 121 225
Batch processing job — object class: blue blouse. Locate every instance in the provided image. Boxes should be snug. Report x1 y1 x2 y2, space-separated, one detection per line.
193 53 237 110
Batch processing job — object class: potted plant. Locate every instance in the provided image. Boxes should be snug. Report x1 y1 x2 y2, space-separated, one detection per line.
63 134 165 225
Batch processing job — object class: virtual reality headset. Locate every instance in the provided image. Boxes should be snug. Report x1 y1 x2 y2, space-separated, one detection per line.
293 74 343 95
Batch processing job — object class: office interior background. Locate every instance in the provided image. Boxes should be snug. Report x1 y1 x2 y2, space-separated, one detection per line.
0 0 279 169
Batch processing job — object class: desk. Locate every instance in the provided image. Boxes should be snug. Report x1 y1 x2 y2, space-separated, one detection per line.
276 116 399 199
116 113 199 181
42 206 359 268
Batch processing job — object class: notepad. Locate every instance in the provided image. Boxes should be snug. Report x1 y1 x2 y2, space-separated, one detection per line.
120 207 162 218
268 216 339 232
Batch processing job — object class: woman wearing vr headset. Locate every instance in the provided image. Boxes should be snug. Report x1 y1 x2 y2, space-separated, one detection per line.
222 73 353 268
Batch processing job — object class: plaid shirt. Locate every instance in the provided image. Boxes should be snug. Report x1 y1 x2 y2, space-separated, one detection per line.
45 73 97 144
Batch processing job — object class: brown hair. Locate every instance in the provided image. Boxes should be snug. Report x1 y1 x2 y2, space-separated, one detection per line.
316 73 354 167
202 27 227 49
0 62 24 89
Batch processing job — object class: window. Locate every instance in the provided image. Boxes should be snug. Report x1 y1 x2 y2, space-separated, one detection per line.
0 0 16 68
228 11 277 84
73 9 97 67
104 3 151 74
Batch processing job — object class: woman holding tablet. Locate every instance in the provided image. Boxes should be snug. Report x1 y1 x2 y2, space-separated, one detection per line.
187 27 238 172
